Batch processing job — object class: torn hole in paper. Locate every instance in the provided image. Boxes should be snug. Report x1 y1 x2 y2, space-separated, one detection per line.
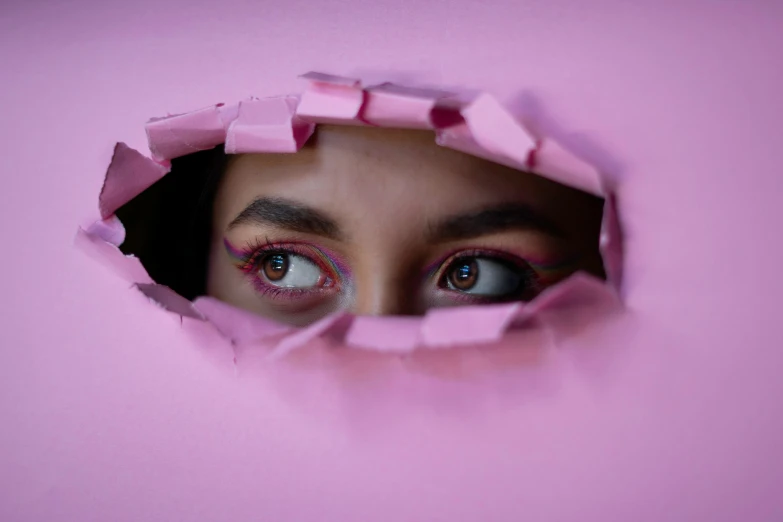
79 72 624 358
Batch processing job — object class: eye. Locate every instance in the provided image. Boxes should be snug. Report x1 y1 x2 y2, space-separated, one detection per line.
440 256 535 298
258 252 329 288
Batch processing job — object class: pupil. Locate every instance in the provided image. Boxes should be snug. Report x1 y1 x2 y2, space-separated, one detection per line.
263 254 288 282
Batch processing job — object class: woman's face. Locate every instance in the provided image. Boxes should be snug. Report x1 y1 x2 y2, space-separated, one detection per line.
207 125 604 326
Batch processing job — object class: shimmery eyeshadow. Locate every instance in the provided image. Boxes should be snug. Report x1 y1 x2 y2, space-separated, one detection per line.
526 256 582 285
224 238 252 264
223 237 350 279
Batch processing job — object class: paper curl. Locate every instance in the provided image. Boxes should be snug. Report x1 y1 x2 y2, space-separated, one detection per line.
225 96 315 154
145 104 234 162
296 72 365 124
78 71 623 358
296 71 465 129
99 143 169 219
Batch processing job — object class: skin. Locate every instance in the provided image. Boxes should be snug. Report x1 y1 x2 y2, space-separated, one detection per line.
207 125 604 326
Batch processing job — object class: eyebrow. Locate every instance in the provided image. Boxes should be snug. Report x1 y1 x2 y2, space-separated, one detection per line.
428 203 565 242
227 197 342 239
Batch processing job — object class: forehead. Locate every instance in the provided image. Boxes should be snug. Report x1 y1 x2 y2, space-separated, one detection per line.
212 125 577 227
223 124 508 185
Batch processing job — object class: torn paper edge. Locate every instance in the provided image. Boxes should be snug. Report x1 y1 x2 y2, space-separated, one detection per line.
77 71 624 357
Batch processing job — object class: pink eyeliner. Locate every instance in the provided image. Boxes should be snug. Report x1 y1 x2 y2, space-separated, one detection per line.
224 238 252 264
223 237 351 279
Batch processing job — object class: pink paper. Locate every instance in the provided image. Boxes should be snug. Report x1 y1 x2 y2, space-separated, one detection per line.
439 95 604 196
8 2 783 521
515 272 621 320
80 72 623 355
345 315 422 352
98 143 169 219
225 96 315 153
135 284 203 319
361 83 463 129
531 138 604 196
192 296 293 344
85 214 126 245
600 193 624 289
457 93 538 164
268 313 353 360
296 73 465 129
145 104 229 161
420 302 522 347
74 226 154 285
296 72 366 124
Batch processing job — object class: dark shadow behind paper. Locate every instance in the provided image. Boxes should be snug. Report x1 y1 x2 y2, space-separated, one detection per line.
115 146 228 300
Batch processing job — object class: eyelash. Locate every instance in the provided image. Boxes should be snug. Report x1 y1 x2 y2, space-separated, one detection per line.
229 238 341 299
430 248 543 302
228 239 572 304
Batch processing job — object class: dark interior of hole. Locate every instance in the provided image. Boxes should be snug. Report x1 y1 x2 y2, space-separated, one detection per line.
116 144 606 305
116 146 228 300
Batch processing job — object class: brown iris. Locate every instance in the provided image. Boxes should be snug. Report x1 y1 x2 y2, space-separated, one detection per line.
447 259 478 290
261 253 288 282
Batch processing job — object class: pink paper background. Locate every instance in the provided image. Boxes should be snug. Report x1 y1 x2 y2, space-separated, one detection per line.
2 1 783 520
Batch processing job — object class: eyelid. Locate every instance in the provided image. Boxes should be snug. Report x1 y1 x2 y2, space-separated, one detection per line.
224 238 347 298
425 249 541 305
425 248 533 283
226 238 333 270
425 245 581 281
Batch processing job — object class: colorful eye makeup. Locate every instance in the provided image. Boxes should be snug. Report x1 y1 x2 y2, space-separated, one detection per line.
429 249 579 304
223 238 345 300
439 255 537 301
224 237 579 312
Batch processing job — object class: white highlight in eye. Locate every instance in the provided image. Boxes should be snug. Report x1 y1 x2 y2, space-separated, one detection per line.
452 258 522 296
264 254 322 288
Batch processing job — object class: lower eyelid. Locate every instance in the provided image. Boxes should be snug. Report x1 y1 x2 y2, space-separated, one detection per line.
257 285 326 299
246 274 338 302
433 287 496 303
